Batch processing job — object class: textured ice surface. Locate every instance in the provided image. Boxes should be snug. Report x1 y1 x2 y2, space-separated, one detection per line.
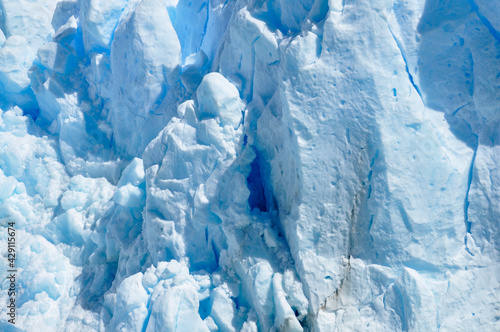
0 0 499 331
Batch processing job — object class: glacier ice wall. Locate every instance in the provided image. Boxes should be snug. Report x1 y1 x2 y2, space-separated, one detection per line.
0 0 499 331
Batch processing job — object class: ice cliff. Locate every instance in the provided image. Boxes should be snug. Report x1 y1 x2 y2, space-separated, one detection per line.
0 0 499 331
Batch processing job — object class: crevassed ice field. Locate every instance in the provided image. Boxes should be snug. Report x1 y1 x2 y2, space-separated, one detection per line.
0 0 499 331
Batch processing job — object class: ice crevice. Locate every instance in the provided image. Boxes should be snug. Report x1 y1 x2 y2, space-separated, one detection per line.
464 144 477 244
387 26 423 103
452 102 473 116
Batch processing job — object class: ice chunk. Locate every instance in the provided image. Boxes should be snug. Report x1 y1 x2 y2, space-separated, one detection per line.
204 316 219 332
142 266 159 291
109 272 149 331
53 15 79 43
210 286 237 332
0 171 17 201
51 209 86 246
0 36 33 94
155 260 186 280
117 158 145 187
247 261 274 330
80 0 129 50
113 184 145 208
146 284 209 332
272 273 302 331
1 0 56 50
196 72 244 128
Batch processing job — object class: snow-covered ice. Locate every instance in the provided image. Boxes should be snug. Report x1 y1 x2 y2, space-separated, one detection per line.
0 0 499 331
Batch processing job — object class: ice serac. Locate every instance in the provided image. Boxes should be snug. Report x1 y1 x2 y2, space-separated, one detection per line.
1 0 500 331
109 0 181 156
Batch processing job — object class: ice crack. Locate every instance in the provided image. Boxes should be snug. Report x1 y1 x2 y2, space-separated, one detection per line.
388 27 424 103
464 144 477 234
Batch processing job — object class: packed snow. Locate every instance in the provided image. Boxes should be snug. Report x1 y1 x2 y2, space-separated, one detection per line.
0 0 499 331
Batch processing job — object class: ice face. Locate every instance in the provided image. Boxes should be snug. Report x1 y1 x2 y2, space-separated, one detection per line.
0 0 499 331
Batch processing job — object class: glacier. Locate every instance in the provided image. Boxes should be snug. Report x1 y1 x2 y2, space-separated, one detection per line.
0 0 499 331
